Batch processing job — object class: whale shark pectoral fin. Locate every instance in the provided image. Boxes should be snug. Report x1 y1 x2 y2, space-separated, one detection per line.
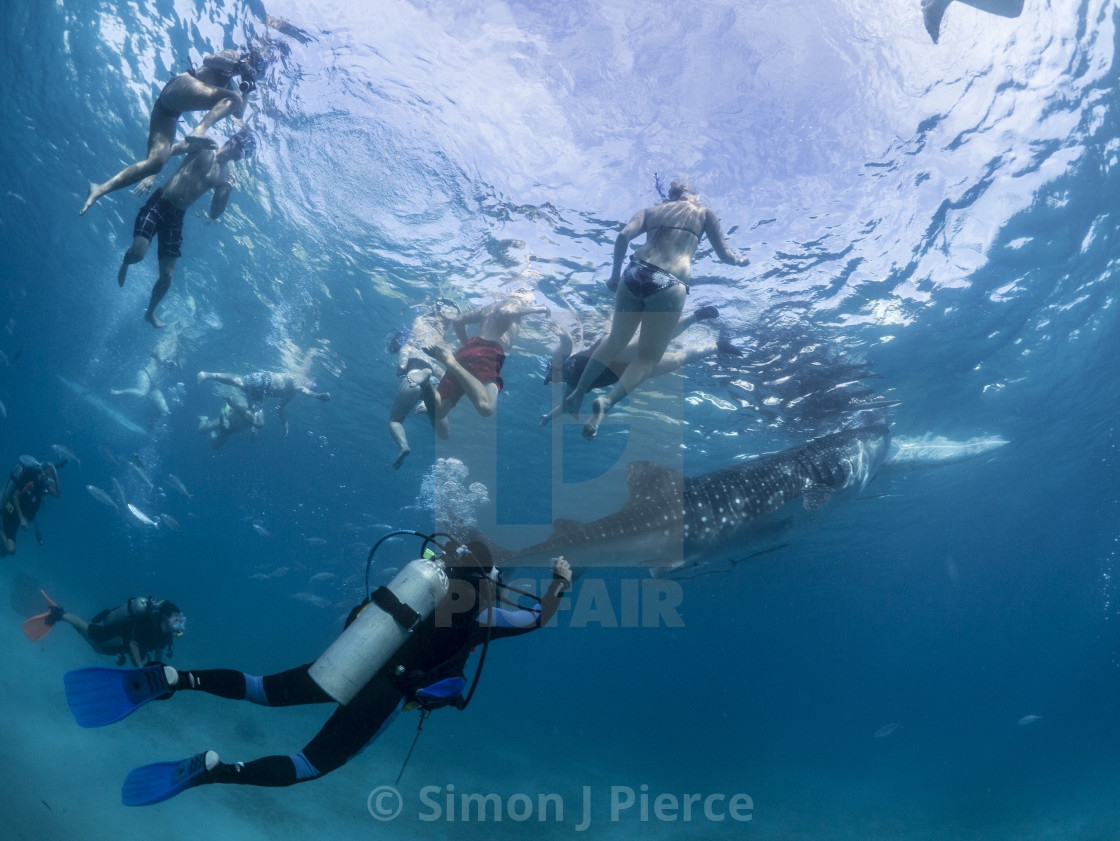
624 460 684 505
802 485 835 511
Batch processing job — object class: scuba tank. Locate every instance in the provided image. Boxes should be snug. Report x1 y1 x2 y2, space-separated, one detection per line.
309 553 450 705
96 596 159 627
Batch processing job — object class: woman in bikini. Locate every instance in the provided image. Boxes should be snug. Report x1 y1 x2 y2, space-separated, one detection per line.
80 50 254 215
558 180 749 439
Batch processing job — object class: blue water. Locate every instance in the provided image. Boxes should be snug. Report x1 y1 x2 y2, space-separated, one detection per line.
2 0 1119 838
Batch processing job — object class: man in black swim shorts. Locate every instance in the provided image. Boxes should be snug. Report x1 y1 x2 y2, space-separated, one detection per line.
117 128 255 327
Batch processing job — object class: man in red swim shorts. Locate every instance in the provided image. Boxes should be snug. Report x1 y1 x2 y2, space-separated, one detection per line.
420 289 550 439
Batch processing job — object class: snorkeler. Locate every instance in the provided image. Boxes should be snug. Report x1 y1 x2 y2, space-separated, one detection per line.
197 369 330 439
1 456 62 557
549 179 748 440
387 300 458 469
116 127 256 327
921 0 1024 43
418 289 550 439
26 594 185 667
80 49 261 215
109 327 182 414
63 542 570 806
538 305 735 426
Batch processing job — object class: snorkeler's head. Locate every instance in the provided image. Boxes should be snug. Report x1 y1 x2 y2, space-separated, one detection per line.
224 126 259 160
667 179 698 202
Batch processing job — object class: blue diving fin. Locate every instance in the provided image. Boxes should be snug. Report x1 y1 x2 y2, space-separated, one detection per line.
64 665 172 727
122 750 218 806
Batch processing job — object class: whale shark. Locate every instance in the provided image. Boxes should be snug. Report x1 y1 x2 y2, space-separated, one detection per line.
499 424 1006 574
56 375 147 436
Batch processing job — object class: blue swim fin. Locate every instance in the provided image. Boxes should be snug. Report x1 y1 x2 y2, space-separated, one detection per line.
64 665 172 727
122 750 217 806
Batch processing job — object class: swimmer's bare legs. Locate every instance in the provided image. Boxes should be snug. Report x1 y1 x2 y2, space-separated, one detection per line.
425 344 500 417
110 368 153 399
81 76 244 214
144 255 178 328
583 291 686 440
197 371 247 389
389 367 430 469
416 364 451 441
118 236 152 287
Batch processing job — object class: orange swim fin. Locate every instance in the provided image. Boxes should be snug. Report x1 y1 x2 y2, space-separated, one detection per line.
22 590 60 642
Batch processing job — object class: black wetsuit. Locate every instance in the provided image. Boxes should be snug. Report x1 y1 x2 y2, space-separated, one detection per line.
174 573 567 788
2 464 47 543
87 604 173 663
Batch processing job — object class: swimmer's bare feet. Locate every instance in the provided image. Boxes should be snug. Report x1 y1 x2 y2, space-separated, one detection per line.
197 371 211 383
539 404 562 427
118 263 129 287
392 447 411 470
582 397 608 440
417 372 440 426
145 310 166 329
423 344 454 366
562 391 584 420
80 182 103 216
184 132 219 150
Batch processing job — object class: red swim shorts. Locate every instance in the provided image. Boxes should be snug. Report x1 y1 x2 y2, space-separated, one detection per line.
436 337 506 408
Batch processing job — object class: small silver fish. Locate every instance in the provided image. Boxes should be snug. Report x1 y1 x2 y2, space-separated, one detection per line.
291 592 331 608
249 573 271 581
1017 715 1042 726
873 722 902 738
308 572 336 584
129 462 153 488
0 399 6 419
269 566 289 578
167 474 192 500
127 503 159 528
51 444 81 467
252 523 272 538
160 513 183 532
98 445 119 466
86 485 119 510
304 537 328 546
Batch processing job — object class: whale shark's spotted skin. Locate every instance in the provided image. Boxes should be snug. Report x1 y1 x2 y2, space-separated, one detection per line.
509 425 891 570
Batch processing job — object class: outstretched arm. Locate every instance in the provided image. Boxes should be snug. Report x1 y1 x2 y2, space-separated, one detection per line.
448 309 484 345
481 557 572 638
702 207 749 266
547 323 574 384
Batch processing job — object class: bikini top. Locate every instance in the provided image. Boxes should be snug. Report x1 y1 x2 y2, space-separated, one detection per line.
651 224 703 240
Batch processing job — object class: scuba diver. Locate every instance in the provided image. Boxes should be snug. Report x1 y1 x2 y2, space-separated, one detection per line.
25 594 185 667
1 456 62 557
62 536 571 806
80 48 264 215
